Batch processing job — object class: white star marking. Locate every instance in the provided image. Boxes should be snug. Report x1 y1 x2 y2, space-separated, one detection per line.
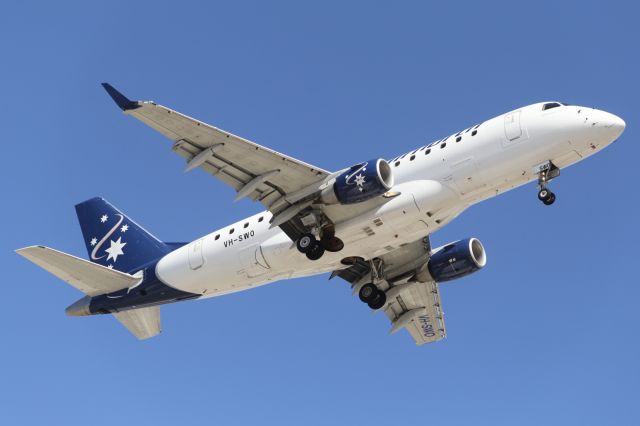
107 265 114 269
105 236 127 263
90 237 97 246
100 214 108 223
354 174 366 190
121 224 129 233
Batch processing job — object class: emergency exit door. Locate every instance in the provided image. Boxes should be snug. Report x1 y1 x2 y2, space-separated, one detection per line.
188 239 204 270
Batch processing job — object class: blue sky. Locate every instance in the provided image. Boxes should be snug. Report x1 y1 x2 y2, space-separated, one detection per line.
1 1 638 424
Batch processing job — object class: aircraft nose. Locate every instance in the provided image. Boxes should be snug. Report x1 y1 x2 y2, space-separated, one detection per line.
607 113 626 135
591 109 626 142
599 111 626 137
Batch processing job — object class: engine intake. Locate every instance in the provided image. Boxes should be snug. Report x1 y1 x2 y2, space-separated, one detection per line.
325 159 394 205
428 238 486 282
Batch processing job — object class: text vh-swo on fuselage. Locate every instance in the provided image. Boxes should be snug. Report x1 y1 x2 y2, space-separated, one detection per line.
156 102 625 298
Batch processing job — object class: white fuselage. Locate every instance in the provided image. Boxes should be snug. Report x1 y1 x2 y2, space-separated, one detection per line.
155 103 625 297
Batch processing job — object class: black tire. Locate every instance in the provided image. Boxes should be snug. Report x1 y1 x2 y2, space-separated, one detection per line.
367 291 387 310
538 188 550 201
305 242 325 260
358 283 378 303
321 236 344 252
296 233 316 253
543 192 556 205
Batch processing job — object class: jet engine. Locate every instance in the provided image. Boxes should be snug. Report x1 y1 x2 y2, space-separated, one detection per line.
428 238 487 282
321 159 394 204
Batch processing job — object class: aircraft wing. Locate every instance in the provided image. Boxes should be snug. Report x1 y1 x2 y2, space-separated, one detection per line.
332 236 447 345
102 84 331 225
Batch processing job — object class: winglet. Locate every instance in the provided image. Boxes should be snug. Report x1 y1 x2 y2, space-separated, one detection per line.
101 83 140 111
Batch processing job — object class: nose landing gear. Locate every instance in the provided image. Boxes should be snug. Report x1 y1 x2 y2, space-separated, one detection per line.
535 161 560 206
538 188 556 205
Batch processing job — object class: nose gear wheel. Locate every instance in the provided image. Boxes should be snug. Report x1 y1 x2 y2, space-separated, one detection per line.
536 161 559 206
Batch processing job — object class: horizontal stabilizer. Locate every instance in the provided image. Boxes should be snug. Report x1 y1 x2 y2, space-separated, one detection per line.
16 246 141 296
114 306 161 340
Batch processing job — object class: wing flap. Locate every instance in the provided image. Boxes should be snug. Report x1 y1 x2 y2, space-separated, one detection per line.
389 280 446 345
16 246 140 296
113 306 161 340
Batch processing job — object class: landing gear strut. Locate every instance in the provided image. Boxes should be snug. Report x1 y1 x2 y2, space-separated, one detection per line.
535 161 559 206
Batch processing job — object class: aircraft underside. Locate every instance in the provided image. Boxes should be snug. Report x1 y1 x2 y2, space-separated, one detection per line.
16 85 625 343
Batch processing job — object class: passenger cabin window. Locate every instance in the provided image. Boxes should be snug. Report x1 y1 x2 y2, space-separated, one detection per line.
244 222 249 228
395 161 400 167
215 234 220 240
441 142 446 149
410 155 415 161
425 148 431 155
471 130 477 136
229 228 234 234
456 136 462 142
542 102 562 111
258 216 264 222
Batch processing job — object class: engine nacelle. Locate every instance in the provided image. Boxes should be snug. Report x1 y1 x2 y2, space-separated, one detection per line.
428 238 487 282
323 159 394 205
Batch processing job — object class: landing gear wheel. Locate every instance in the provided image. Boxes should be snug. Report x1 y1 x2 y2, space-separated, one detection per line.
543 192 556 205
538 188 550 201
367 291 387 310
321 236 344 252
358 283 378 303
296 233 315 253
538 188 556 205
305 242 325 261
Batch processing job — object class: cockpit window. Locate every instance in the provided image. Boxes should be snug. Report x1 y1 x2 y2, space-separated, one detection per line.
542 102 562 111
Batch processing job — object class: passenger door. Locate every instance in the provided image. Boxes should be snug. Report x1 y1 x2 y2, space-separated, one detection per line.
504 110 522 142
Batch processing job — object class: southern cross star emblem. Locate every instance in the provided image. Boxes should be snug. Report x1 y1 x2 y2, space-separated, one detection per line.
90 237 97 246
105 236 127 263
121 224 129 233
100 214 108 223
354 174 366 191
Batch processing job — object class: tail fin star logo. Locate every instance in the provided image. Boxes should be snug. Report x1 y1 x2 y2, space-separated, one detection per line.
90 213 128 263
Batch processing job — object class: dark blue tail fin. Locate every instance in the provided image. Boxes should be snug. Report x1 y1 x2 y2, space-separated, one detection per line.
75 197 173 273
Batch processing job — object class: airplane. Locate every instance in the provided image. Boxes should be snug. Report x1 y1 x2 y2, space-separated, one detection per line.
16 84 625 344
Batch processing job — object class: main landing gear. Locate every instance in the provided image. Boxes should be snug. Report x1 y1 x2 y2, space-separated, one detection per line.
356 258 387 311
358 283 387 310
296 225 344 261
536 161 560 206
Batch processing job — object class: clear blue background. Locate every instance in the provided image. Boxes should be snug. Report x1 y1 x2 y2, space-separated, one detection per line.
1 1 638 424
